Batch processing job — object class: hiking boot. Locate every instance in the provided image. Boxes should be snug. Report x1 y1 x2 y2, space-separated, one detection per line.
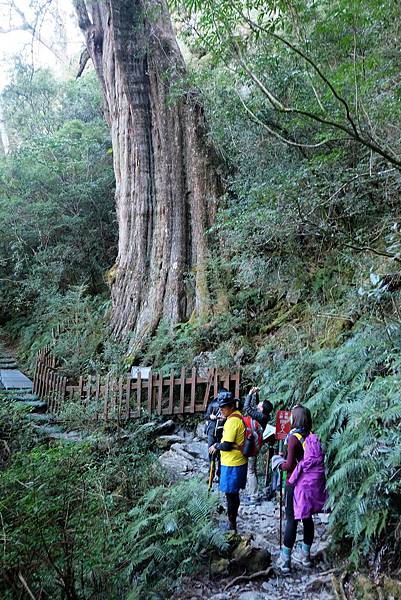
276 547 291 573
229 518 237 532
292 545 312 568
219 519 237 533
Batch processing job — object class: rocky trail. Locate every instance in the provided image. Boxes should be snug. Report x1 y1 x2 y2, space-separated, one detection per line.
157 425 336 600
0 340 336 599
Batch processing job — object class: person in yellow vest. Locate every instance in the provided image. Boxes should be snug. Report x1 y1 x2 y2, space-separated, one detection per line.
209 391 247 532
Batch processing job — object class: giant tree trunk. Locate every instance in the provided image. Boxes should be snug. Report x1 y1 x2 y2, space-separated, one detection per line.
73 0 222 342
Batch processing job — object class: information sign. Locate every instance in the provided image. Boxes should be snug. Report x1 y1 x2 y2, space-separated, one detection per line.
130 366 151 380
275 410 292 440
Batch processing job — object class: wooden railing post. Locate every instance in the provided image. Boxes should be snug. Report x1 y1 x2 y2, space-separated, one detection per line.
157 371 163 416
190 367 196 413
125 374 131 420
168 370 174 415
136 371 142 417
234 370 240 399
179 367 186 414
147 371 153 414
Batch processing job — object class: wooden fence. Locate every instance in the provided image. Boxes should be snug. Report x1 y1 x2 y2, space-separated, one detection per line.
33 348 241 421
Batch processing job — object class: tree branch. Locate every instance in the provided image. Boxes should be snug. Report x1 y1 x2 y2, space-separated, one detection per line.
224 567 273 591
343 243 401 263
72 0 92 32
237 92 334 150
0 0 66 63
17 573 37 600
230 2 359 134
76 47 90 78
226 2 401 169
235 48 401 168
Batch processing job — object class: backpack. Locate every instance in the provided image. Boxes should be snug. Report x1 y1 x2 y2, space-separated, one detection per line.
229 414 263 457
285 429 307 449
292 431 306 448
288 433 328 519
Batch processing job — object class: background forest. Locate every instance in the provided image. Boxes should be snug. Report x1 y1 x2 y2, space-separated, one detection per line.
0 0 401 598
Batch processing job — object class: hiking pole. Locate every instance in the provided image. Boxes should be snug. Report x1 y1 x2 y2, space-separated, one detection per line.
279 468 283 549
208 455 215 493
264 445 273 488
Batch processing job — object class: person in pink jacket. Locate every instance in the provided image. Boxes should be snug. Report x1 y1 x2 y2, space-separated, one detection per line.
276 405 328 573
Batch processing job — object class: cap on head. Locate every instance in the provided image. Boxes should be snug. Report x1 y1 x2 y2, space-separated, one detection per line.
218 390 234 408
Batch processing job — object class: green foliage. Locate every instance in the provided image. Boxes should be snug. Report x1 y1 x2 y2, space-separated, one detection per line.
173 0 401 164
0 81 116 315
0 406 221 599
123 478 228 599
0 62 117 373
0 411 159 598
2 62 103 143
138 312 252 372
256 324 401 563
173 0 401 329
2 0 401 580
10 286 122 377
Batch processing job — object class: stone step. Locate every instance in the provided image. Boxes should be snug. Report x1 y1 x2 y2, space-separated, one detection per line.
31 424 65 435
0 389 38 399
31 424 82 443
8 393 40 402
0 369 33 390
24 412 54 423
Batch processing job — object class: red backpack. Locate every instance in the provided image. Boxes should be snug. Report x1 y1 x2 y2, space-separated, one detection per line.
229 414 263 457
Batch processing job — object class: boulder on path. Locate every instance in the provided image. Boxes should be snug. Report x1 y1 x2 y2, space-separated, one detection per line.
156 434 186 449
153 419 175 435
158 449 194 480
196 422 207 440
170 443 196 462
230 535 271 575
181 440 209 461
238 593 268 600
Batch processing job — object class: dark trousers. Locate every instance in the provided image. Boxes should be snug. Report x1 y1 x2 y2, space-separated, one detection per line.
284 484 314 549
226 492 240 525
207 429 221 477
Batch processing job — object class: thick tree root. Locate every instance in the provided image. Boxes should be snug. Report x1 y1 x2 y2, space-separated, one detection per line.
223 566 273 591
331 572 348 600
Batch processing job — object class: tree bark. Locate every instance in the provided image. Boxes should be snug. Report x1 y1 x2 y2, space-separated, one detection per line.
73 0 222 341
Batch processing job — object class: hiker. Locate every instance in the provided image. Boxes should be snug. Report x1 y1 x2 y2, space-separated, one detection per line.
209 391 247 532
204 389 227 482
243 386 273 504
275 405 327 573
